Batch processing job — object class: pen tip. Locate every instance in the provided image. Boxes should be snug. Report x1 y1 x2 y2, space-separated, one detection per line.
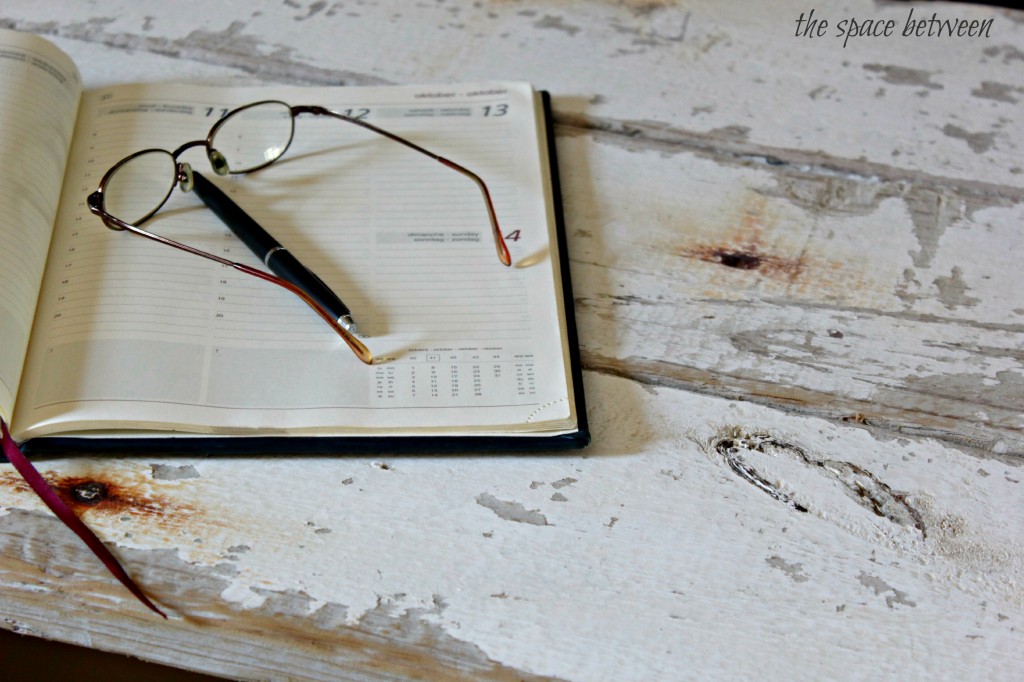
338 314 357 334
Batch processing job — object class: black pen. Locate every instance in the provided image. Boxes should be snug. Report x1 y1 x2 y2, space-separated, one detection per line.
191 171 357 333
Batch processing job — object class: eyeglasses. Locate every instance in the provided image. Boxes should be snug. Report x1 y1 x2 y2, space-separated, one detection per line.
87 100 512 365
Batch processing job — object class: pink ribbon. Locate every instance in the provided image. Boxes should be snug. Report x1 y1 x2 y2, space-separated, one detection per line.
1 417 166 618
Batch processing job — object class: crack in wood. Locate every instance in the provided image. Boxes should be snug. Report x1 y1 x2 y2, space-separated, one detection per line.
554 112 1024 204
686 296 1024 335
579 287 1024 392
582 352 1024 461
0 17 392 86
6 14 1018 205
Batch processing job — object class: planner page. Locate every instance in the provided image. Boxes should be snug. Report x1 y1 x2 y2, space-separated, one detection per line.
16 82 575 438
0 29 80 422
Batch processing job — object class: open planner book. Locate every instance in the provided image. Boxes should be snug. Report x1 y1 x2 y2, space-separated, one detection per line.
0 29 588 453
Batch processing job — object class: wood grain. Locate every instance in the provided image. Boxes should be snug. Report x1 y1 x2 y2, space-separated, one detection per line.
1 1 1022 680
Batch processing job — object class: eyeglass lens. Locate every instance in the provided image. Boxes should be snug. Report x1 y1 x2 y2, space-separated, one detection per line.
102 150 177 226
209 101 293 173
101 102 295 226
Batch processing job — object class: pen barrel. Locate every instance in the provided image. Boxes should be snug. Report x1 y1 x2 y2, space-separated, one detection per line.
191 172 351 322
192 172 278 258
265 249 350 321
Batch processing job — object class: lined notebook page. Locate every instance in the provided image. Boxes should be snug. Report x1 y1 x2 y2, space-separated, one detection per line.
0 29 80 422
16 82 574 437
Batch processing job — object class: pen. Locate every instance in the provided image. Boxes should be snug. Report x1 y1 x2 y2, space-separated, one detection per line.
191 171 357 333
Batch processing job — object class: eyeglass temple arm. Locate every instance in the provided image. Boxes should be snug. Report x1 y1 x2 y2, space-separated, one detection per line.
292 105 512 267
235 263 372 364
86 196 372 364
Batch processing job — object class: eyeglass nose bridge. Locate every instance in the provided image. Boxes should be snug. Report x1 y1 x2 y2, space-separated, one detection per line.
177 161 194 193
168 138 227 181
208 149 229 176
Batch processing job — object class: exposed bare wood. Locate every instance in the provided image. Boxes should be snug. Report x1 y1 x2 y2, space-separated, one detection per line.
1 0 1022 680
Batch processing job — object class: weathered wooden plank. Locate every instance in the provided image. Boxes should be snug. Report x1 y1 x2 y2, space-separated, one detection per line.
0 0 1021 679
1 373 1021 680
4 0 1020 454
2 0 1021 185
557 129 1024 455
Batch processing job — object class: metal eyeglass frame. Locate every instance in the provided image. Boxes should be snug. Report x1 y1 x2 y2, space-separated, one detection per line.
87 100 513 365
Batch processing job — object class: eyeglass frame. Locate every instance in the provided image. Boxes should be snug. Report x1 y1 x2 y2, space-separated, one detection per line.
86 100 513 364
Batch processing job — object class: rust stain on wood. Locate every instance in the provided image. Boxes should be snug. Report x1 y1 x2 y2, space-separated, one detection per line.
0 469 195 526
665 185 930 309
679 242 810 283
50 475 180 517
0 471 33 497
672 193 843 292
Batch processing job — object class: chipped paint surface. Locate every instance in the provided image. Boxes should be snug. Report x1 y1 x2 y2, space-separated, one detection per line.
475 493 551 526
562 127 1024 454
0 0 1022 679
766 556 810 583
3 0 1022 183
1 374 1022 681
